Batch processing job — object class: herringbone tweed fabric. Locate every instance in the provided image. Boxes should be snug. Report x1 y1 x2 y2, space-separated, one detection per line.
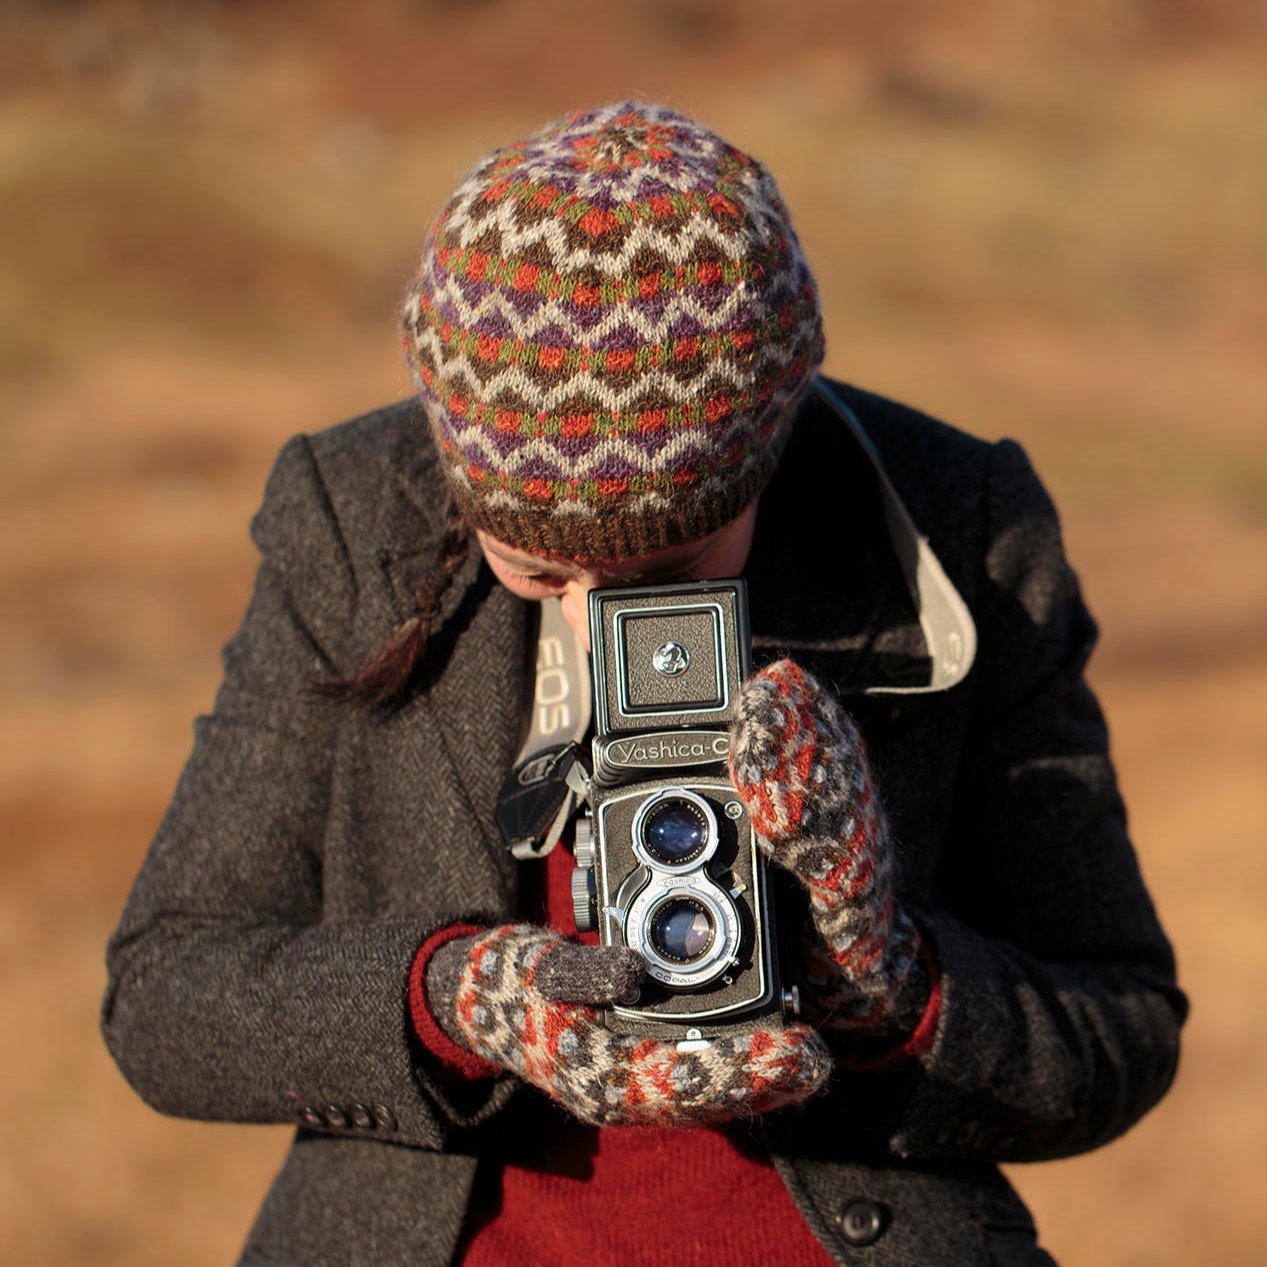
436 924 833 1127
401 101 824 560
729 660 922 1029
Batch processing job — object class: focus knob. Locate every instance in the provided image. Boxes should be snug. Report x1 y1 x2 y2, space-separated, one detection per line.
573 816 595 868
571 867 597 933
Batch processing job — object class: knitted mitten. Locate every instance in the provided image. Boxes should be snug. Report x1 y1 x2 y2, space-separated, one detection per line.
426 924 832 1127
728 659 926 1032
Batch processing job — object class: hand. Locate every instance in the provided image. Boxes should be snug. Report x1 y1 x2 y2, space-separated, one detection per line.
728 659 925 1030
427 924 832 1126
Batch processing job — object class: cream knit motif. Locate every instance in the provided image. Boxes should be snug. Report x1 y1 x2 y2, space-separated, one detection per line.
401 101 824 560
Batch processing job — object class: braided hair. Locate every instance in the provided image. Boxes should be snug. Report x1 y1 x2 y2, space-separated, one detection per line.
317 500 470 707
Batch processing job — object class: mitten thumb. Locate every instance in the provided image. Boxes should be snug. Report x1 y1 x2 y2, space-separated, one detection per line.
535 941 646 1005
425 927 645 1046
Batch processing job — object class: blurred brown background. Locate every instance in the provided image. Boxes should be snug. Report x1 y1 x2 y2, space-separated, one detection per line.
2 2 1264 1264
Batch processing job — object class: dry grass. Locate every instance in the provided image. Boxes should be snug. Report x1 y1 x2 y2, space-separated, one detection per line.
2 3 1265 1264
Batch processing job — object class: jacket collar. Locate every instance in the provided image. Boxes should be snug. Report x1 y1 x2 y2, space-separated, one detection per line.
813 378 973 693
743 379 975 696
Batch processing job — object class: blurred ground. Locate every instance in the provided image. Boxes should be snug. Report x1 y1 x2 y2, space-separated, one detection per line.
1 2 1265 1264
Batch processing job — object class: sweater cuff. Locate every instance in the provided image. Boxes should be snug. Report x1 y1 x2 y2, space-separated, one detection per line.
902 939 943 1058
408 922 502 1082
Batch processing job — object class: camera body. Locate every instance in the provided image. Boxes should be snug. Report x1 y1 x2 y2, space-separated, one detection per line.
571 579 784 1039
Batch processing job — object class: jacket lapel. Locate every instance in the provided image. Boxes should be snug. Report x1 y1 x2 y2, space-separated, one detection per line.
379 459 529 900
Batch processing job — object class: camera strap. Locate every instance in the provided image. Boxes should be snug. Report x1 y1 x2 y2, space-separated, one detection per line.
494 378 977 858
813 377 977 693
495 598 593 861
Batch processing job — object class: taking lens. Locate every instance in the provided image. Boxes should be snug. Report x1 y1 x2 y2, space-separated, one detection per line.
648 898 715 964
641 798 709 866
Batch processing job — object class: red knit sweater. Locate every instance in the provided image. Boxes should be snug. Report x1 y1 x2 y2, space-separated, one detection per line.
409 841 940 1266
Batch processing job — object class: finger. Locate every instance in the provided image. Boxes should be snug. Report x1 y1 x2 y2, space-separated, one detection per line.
728 661 825 840
592 1023 832 1127
534 942 646 1005
768 834 856 887
728 667 796 786
739 1024 834 1110
702 1023 834 1114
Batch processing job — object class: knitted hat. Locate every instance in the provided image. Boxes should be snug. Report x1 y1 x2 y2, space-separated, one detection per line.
401 101 824 561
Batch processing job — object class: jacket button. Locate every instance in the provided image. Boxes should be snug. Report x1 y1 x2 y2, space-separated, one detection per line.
838 1199 887 1248
372 1104 397 1131
323 1104 349 1129
350 1103 375 1129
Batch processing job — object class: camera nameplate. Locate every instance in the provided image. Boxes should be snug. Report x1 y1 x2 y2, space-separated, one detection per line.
593 730 731 783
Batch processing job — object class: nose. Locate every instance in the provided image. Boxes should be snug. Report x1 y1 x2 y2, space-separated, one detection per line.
559 573 604 652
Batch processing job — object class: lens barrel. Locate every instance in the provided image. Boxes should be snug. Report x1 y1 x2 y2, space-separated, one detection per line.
641 797 710 866
648 897 716 964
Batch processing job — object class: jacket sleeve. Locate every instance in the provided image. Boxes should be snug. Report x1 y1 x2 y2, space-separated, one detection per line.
886 438 1187 1163
100 433 516 1150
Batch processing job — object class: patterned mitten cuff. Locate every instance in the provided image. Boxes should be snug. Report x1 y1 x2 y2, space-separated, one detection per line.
409 923 501 1081
431 924 833 1127
729 658 921 1027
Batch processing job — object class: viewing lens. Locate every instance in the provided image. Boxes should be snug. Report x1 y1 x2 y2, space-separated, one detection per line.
648 898 715 964
642 798 709 865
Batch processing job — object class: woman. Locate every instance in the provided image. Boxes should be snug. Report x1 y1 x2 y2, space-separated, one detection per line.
102 102 1185 1266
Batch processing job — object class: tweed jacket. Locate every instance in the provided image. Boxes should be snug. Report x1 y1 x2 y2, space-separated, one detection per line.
101 380 1185 1267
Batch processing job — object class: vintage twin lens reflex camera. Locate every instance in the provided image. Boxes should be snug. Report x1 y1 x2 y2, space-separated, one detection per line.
571 579 789 1040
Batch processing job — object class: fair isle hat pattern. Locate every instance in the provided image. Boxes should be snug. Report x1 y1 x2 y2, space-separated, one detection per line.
401 101 825 561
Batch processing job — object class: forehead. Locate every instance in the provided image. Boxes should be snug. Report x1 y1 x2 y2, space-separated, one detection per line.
476 530 710 578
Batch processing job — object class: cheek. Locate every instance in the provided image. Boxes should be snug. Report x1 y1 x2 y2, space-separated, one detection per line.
708 501 759 577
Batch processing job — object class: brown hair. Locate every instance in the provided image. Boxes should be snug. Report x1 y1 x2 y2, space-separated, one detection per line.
316 501 470 707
